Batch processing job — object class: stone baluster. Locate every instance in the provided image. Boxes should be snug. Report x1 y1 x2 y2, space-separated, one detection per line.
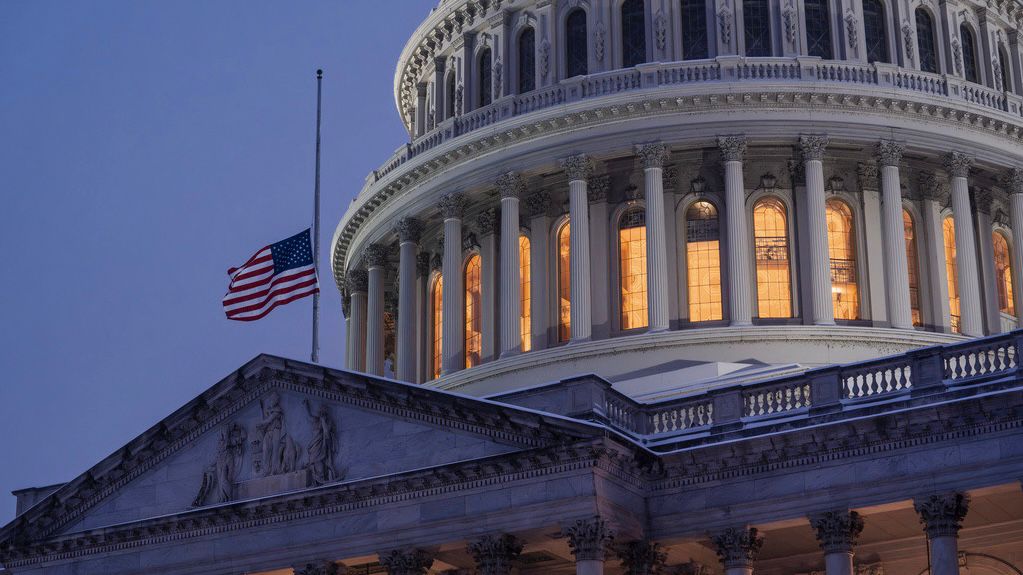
394 217 422 382
498 172 524 358
877 141 914 330
801 135 835 326
565 516 615 575
440 193 467 375
1009 169 1023 324
379 549 435 575
562 154 594 342
416 252 431 383
718 135 752 326
636 143 672 332
467 533 524 575
478 209 498 362
527 190 552 350
293 561 344 575
711 526 764 575
365 244 389 376
914 492 970 575
809 510 865 575
616 539 667 575
945 152 984 337
346 270 368 372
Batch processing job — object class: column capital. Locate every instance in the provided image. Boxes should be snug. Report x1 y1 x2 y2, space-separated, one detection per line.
365 244 390 268
561 154 594 181
800 134 830 162
635 143 671 168
809 510 865 554
616 540 667 575
1006 168 1023 194
587 174 610 203
293 561 344 575
496 171 525 199
717 135 748 162
857 161 880 191
915 492 970 538
564 515 615 562
476 208 497 236
663 166 680 191
346 268 368 293
378 549 435 575
918 171 949 202
711 526 763 570
525 190 552 217
944 152 975 178
877 139 905 167
395 216 423 243
467 534 523 575
439 193 468 219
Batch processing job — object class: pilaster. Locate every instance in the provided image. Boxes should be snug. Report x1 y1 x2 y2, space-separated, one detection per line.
877 141 913 330
527 190 552 350
498 172 524 357
944 152 983 336
588 174 611 339
718 135 752 326
636 143 671 332
562 154 594 342
365 243 389 376
440 193 467 374
711 527 763 575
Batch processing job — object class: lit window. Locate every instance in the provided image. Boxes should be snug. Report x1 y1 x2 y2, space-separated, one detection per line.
431 275 443 379
805 0 833 59
619 209 649 330
686 201 722 321
566 9 588 78
478 47 493 107
743 0 771 56
826 199 859 320
520 235 532 351
943 216 961 333
558 221 572 342
904 210 922 326
621 0 647 68
681 0 708 60
863 0 889 63
916 9 938 74
994 232 1015 315
465 254 482 368
518 27 536 94
960 25 979 83
753 198 792 318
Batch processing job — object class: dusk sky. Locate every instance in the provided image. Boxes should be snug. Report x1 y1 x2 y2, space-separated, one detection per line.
0 0 436 523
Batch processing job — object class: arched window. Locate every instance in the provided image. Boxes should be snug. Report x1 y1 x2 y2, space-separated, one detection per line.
619 208 648 330
1000 46 1012 92
961 25 979 84
904 210 922 326
863 0 889 63
621 0 647 68
805 0 833 59
943 216 961 333
478 47 493 107
826 199 859 320
753 198 792 317
557 221 572 342
681 0 709 59
518 27 536 94
686 201 722 321
743 0 771 57
994 232 1015 315
431 275 443 379
566 9 588 78
520 235 532 351
916 8 938 73
464 254 482 368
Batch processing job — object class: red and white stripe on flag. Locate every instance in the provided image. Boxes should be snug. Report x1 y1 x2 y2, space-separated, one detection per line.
223 229 319 321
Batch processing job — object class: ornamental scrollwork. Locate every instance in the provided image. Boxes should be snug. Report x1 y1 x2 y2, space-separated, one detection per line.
914 492 970 538
876 139 905 168
717 135 747 162
394 216 423 243
902 19 915 63
345 268 368 293
564 516 615 561
635 143 670 169
561 154 594 181
539 38 551 81
845 9 859 52
944 151 974 178
952 36 963 76
595 21 607 62
800 134 830 162
493 57 503 95
496 171 524 199
364 244 390 268
467 533 523 575
588 174 610 203
1006 168 1023 195
711 527 764 569
439 192 468 219
718 4 733 47
783 0 798 46
809 510 865 553
655 10 668 52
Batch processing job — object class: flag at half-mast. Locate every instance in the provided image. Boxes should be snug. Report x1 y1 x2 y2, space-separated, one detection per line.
223 229 319 321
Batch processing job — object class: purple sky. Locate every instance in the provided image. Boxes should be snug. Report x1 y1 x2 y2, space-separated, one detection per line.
0 0 435 523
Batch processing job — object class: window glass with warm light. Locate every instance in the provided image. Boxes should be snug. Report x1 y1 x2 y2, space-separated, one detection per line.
519 235 532 351
903 210 922 326
686 201 722 321
994 232 1015 316
464 255 482 368
753 198 792 318
826 199 859 320
558 221 571 342
619 208 649 330
943 217 961 333
431 275 443 379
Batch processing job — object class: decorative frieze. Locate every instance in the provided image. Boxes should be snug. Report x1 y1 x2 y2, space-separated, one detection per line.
717 135 747 162
616 539 667 575
365 244 390 268
800 135 830 162
588 174 610 203
395 217 423 243
379 549 435 575
439 192 468 219
809 510 865 553
915 492 970 538
561 154 593 181
496 171 524 199
636 143 671 169
525 190 552 217
944 152 974 178
346 269 368 293
565 515 615 561
467 533 523 575
711 527 763 569
876 140 904 167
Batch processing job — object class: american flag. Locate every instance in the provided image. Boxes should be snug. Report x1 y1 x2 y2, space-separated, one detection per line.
223 229 319 321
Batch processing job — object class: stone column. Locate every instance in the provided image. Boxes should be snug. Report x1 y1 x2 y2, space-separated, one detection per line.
565 516 614 575
919 173 951 332
859 162 888 324
809 510 865 575
498 172 524 358
915 492 970 575
636 143 672 332
365 244 389 376
878 140 914 330
433 57 447 123
616 540 667 575
1009 169 1023 323
415 83 427 138
718 135 752 326
467 534 523 575
440 193 467 375
379 549 435 575
293 561 343 575
527 190 552 350
478 209 498 363
347 270 368 372
394 217 422 382
588 175 611 339
416 252 430 383
562 154 594 342
945 152 984 337
711 527 764 575
974 191 1001 332
801 135 835 326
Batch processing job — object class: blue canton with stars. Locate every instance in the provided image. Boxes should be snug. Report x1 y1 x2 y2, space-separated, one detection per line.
270 229 315 274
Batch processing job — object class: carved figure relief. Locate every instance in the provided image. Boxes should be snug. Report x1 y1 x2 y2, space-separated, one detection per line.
655 9 667 52
303 399 342 485
455 83 464 115
252 392 300 476
993 52 1004 91
192 422 246 506
595 21 607 62
902 19 915 63
493 57 503 95
952 36 963 75
718 3 733 47
845 10 859 51
539 38 551 81
783 0 798 46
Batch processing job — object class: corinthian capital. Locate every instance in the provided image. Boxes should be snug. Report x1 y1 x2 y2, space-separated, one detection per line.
394 216 423 243
915 492 969 538
810 510 865 554
561 154 593 181
635 143 670 169
496 171 524 199
616 540 667 575
525 190 551 217
476 208 497 236
364 244 389 268
346 269 368 293
564 516 615 561
711 527 763 569
717 135 748 162
800 135 830 162
467 534 523 575
588 174 610 203
944 152 974 178
378 549 435 575
439 192 468 219
1007 168 1023 194
876 140 905 167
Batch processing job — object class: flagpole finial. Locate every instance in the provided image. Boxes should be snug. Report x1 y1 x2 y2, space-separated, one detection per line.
316 69 323 79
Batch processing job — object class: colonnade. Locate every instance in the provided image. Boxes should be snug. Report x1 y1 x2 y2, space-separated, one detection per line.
345 136 1017 379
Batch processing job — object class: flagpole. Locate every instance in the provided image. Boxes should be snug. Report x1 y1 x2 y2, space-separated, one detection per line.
311 69 323 364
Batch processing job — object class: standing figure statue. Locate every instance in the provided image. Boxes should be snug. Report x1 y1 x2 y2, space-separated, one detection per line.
303 398 341 485
254 392 299 476
192 422 246 507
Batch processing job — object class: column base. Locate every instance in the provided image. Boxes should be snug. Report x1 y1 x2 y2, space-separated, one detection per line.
499 349 522 360
814 320 837 326
729 321 753 327
647 326 671 334
569 336 592 345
